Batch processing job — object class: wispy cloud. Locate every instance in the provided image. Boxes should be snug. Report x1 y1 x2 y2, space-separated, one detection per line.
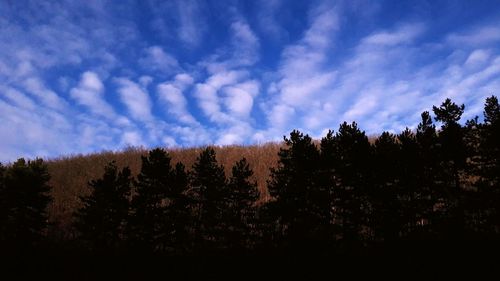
115 78 154 123
157 74 198 125
139 46 180 74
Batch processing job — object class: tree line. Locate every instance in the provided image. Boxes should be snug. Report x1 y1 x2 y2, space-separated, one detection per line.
1 96 500 258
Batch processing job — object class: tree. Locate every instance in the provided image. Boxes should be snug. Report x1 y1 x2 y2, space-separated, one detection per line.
480 96 500 189
433 98 466 238
265 130 327 252
166 162 192 253
477 96 500 234
333 122 372 245
484 95 500 125
433 98 466 189
128 148 175 252
415 112 440 235
397 128 421 236
372 132 402 243
226 158 259 251
0 158 52 249
189 147 228 252
74 161 132 252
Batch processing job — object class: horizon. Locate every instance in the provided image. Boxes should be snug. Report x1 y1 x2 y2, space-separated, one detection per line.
1 0 500 162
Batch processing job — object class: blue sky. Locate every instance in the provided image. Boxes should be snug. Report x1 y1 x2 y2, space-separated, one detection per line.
1 0 500 162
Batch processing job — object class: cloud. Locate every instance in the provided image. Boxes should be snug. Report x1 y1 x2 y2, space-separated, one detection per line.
157 81 198 125
262 4 339 137
176 0 206 47
194 70 247 122
256 0 286 39
23 77 68 111
115 78 154 122
362 23 425 46
139 46 179 74
70 71 131 126
223 80 260 118
447 25 500 46
230 20 260 66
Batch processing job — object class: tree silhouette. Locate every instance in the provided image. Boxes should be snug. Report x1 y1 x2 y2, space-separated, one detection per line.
328 122 372 246
433 98 466 189
477 96 500 234
189 147 228 252
265 130 328 252
372 132 402 244
226 158 259 251
481 96 500 189
432 98 466 238
414 112 440 237
165 162 192 253
74 161 132 252
127 148 175 252
0 158 52 250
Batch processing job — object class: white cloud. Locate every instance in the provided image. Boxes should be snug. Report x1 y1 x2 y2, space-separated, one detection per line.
256 0 286 39
121 131 144 147
157 82 198 125
23 77 68 111
1 87 36 111
465 49 491 67
70 71 129 125
447 25 500 46
174 73 194 88
175 0 206 47
139 46 179 74
262 4 339 137
115 78 154 122
223 80 260 117
362 23 424 46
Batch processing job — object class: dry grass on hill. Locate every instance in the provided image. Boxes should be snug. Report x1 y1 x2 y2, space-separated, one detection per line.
45 143 282 233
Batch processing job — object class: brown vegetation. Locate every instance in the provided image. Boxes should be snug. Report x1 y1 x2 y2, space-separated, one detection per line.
45 143 282 233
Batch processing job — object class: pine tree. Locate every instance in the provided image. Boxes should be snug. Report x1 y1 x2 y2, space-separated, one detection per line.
189 147 228 252
481 96 500 189
397 128 421 236
226 158 259 251
415 112 439 236
478 96 500 234
166 162 192 253
372 132 402 243
432 98 466 238
266 130 326 251
433 98 466 189
329 122 372 245
0 158 52 249
74 161 132 252
128 148 174 252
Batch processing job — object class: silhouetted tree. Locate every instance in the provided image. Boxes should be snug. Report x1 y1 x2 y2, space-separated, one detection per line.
433 98 466 189
324 122 372 247
128 148 174 252
396 128 422 237
0 158 52 249
266 130 328 252
189 147 228 252
226 158 259 251
414 112 440 235
433 98 466 238
372 132 402 244
477 96 500 234
481 96 500 189
166 162 192 253
74 161 132 252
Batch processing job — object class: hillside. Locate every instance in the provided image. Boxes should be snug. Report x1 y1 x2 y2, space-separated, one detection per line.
45 143 282 234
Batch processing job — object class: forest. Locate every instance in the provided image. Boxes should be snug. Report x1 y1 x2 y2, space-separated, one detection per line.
1 96 500 276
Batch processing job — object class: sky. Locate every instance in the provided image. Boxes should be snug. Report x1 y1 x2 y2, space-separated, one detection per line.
1 0 500 162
